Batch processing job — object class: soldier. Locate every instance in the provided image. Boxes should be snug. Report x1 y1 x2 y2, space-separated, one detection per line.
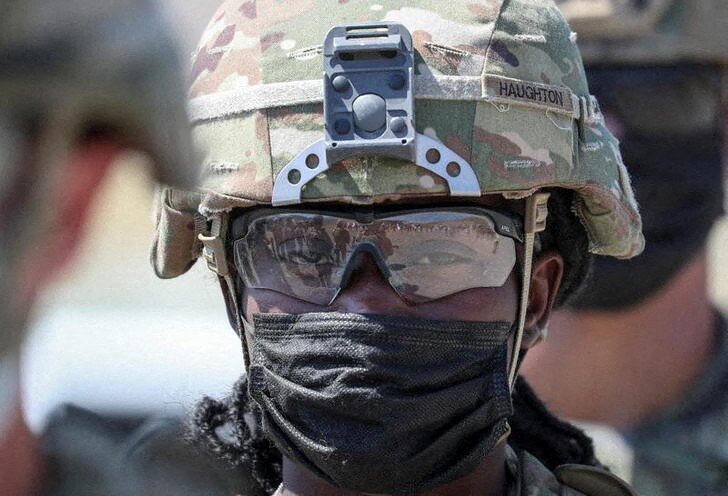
0 1 194 494
146 0 645 494
523 2 728 494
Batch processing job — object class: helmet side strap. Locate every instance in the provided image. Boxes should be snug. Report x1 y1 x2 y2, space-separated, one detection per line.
508 192 550 389
199 214 251 369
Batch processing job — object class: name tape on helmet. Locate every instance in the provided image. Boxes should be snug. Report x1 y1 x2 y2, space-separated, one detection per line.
188 75 598 124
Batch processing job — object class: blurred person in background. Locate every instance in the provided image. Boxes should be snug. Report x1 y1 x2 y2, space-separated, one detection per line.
523 1 728 494
0 0 195 494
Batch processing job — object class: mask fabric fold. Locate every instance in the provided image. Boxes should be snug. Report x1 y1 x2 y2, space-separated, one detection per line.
245 312 514 494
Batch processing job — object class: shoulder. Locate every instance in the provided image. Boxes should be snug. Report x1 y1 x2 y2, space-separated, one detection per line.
38 405 263 496
37 404 140 496
554 464 639 496
510 448 638 496
121 416 266 496
628 315 728 495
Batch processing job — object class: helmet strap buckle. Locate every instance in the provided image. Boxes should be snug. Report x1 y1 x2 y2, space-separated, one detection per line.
199 214 251 368
199 216 229 277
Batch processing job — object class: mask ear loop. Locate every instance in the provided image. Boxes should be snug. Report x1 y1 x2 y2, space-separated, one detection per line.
508 192 550 390
199 214 251 370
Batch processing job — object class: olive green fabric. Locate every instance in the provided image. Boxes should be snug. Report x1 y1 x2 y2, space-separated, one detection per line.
506 447 635 495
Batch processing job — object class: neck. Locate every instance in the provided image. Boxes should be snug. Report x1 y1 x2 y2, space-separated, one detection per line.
522 250 715 430
0 399 43 496
279 442 508 496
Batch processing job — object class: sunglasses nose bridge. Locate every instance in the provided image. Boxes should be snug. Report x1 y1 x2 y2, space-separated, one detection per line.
336 242 391 288
331 245 414 312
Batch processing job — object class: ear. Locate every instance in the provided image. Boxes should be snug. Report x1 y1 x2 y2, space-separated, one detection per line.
521 249 563 350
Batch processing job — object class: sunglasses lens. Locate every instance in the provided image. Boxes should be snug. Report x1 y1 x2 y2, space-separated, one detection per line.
234 210 517 305
381 212 516 302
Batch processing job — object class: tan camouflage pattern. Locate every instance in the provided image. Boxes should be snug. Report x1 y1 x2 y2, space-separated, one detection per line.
152 0 645 280
556 0 728 65
0 0 194 357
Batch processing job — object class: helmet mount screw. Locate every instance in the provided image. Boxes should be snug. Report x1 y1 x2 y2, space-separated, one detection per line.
334 119 351 135
287 169 301 184
390 116 406 133
332 75 349 92
446 162 461 177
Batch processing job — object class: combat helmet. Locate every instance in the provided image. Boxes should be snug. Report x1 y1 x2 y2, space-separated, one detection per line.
151 0 644 382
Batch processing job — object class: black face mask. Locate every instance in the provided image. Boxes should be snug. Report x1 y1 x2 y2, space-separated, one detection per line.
571 67 724 311
569 133 724 310
245 312 514 494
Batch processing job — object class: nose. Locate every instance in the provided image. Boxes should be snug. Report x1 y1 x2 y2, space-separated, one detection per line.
332 251 412 315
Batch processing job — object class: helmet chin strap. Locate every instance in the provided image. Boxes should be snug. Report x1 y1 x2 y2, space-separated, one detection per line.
199 214 251 370
508 192 550 390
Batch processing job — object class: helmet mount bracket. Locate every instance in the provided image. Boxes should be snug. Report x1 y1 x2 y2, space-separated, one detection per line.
271 22 481 206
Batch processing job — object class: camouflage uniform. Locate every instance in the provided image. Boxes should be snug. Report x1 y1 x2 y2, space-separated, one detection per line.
123 416 637 496
150 1 644 494
626 314 728 495
273 447 637 496
272 447 635 496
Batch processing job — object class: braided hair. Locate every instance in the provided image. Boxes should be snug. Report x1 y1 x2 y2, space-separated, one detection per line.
189 189 598 493
189 378 282 495
509 376 598 468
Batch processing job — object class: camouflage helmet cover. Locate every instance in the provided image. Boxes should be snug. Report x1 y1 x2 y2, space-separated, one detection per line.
152 0 644 279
